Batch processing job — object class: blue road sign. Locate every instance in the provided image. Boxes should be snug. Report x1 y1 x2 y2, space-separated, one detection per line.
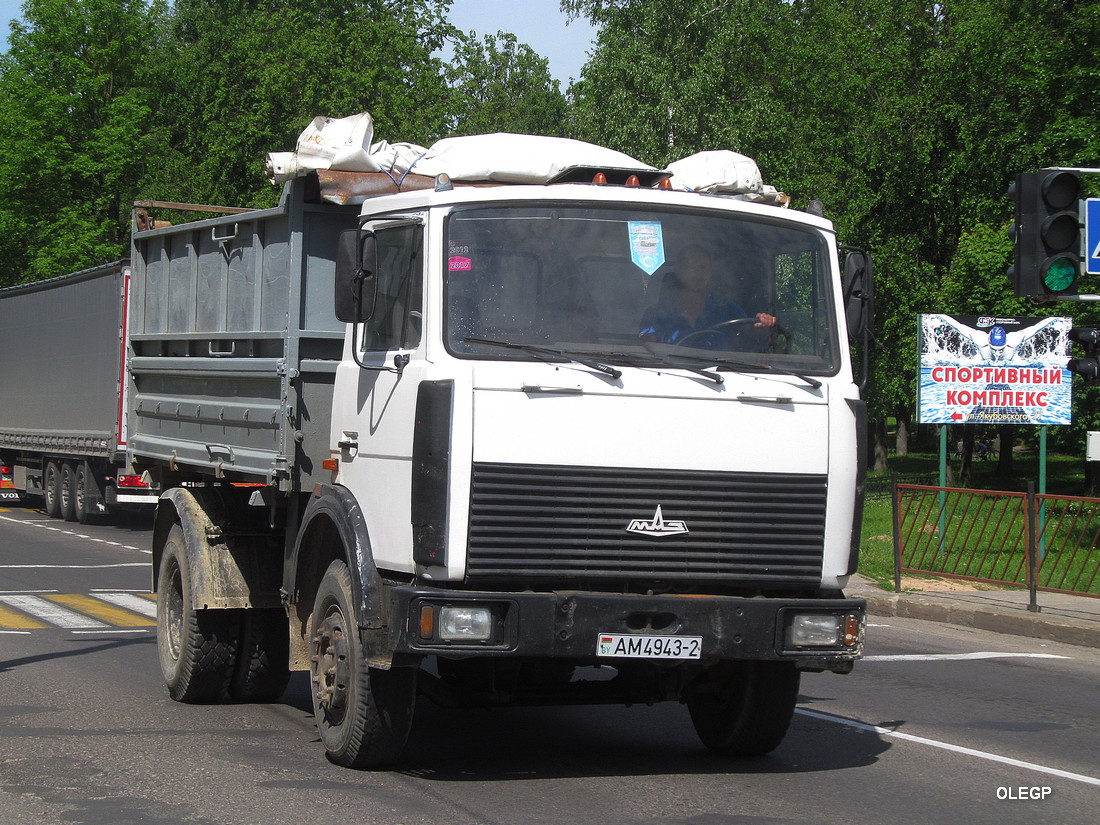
1087 198 1100 276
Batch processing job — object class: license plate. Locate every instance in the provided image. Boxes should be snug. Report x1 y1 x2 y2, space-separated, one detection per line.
597 633 702 659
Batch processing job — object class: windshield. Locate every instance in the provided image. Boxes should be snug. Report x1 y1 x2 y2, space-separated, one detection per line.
444 204 840 374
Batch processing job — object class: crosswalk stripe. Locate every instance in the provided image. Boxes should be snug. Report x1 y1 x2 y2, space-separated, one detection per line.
0 594 109 629
0 601 48 628
46 594 155 627
90 592 158 619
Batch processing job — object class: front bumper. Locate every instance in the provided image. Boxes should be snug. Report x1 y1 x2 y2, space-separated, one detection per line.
382 586 865 663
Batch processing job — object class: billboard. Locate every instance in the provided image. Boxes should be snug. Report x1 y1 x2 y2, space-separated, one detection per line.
917 314 1071 426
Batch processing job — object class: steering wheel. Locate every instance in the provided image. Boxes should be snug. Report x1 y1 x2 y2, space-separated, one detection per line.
672 317 759 349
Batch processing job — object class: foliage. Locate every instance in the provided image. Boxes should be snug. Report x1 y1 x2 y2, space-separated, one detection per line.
0 0 165 284
566 0 1100 466
445 31 569 137
146 0 459 208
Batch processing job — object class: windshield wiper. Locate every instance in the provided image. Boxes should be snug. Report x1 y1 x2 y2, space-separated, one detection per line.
618 348 724 384
463 337 622 380
644 345 822 389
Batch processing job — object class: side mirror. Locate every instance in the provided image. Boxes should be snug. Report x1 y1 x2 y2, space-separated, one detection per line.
843 249 874 339
335 228 378 323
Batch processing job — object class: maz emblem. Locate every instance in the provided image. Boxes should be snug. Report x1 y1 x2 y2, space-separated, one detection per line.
626 505 689 537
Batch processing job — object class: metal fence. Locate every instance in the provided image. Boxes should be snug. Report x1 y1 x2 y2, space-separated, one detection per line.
892 482 1100 610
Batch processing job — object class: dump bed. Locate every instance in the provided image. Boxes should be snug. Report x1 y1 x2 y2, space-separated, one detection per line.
0 263 129 459
127 180 357 488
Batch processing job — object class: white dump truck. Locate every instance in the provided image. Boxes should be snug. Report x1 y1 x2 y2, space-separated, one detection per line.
0 263 158 520
124 116 872 767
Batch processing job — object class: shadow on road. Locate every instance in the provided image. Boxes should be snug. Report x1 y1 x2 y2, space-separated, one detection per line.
278 673 892 779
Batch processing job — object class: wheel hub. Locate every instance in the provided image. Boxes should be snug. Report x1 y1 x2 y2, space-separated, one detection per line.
311 612 350 718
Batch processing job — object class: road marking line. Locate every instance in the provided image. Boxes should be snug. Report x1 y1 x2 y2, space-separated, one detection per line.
0 563 147 569
0 589 58 594
0 630 32 635
796 708 1100 787
0 595 108 629
47 594 155 627
71 629 150 635
862 652 1071 662
0 514 146 551
90 592 157 619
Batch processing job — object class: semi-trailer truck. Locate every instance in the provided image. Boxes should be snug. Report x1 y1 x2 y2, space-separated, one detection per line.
0 263 157 520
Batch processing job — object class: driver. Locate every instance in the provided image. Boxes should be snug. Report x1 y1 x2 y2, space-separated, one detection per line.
638 245 776 346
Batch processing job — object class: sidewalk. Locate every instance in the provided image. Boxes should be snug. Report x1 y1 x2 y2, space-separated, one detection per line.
846 574 1100 648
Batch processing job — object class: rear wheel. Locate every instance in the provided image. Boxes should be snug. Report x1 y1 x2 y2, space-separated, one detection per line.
230 607 291 702
310 560 416 768
71 462 96 524
157 524 239 702
43 461 62 519
59 462 77 521
687 661 800 757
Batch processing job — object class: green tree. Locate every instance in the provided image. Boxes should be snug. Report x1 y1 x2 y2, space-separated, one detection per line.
445 31 568 137
147 0 458 208
566 0 1100 472
0 0 165 284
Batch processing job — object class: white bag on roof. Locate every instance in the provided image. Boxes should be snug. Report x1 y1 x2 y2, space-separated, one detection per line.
415 133 654 183
266 112 429 182
667 150 764 194
267 113 655 186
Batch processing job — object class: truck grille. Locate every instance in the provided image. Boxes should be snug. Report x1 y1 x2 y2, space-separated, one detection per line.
466 463 827 586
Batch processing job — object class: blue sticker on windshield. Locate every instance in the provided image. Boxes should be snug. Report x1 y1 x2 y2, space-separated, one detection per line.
628 221 665 275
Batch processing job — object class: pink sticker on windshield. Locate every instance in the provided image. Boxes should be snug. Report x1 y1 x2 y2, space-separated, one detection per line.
448 256 472 272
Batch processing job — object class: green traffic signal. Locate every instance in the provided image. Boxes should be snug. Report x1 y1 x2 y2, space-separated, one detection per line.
1042 255 1079 292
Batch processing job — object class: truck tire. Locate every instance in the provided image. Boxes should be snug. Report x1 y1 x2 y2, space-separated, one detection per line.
59 462 77 522
43 460 62 519
310 560 416 768
157 524 239 703
230 608 291 703
71 462 97 524
687 661 800 757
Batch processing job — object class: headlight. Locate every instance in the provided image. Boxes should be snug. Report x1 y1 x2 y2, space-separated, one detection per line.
787 614 842 647
785 612 863 649
439 605 493 641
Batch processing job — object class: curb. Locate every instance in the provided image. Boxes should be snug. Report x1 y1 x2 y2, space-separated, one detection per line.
858 590 1100 649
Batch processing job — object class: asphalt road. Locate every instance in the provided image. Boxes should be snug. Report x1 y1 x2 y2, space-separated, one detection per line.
1 503 1098 825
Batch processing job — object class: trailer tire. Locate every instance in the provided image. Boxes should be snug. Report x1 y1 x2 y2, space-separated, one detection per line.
59 462 77 522
230 607 291 703
310 560 415 768
687 661 800 757
43 461 62 519
71 463 96 524
157 524 238 703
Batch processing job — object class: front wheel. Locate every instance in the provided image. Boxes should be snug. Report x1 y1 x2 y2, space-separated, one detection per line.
310 560 416 768
686 660 800 757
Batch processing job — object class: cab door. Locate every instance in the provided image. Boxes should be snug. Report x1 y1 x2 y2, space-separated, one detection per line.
332 220 426 574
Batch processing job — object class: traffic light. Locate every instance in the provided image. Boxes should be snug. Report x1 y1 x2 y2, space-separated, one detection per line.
1067 327 1100 384
1006 169 1082 297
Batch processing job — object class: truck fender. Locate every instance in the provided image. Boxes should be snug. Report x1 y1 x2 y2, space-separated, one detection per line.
287 484 386 632
152 487 282 610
